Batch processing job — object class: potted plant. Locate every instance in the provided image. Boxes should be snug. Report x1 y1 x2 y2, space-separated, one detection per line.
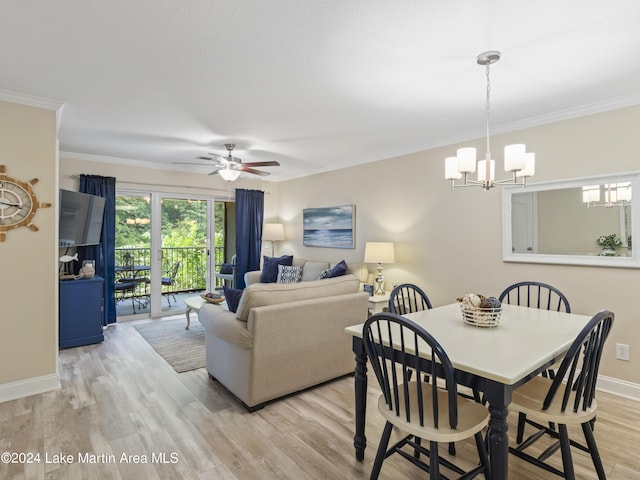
597 233 622 256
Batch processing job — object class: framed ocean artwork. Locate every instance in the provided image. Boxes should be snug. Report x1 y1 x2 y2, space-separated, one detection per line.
303 204 355 248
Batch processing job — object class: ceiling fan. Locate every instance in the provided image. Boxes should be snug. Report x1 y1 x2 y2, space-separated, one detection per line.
178 144 280 181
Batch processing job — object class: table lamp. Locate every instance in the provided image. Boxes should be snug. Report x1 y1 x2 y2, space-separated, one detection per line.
262 223 285 257
364 242 395 295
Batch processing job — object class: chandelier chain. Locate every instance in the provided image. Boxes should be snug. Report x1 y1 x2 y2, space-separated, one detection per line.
485 62 491 157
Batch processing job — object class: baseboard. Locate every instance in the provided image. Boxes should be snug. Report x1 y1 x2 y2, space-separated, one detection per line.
597 374 640 402
0 374 60 404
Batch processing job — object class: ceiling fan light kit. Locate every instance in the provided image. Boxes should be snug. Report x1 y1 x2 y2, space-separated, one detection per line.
444 51 536 191
176 143 280 182
219 167 242 182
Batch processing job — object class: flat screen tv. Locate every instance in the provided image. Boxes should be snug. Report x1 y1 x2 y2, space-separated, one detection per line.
59 189 106 247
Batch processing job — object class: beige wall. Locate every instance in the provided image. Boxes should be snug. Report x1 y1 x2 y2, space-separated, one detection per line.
275 104 640 386
0 100 58 393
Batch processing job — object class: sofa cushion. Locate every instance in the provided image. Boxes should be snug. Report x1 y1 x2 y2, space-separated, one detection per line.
260 255 293 283
223 286 243 313
235 274 361 322
277 264 303 283
300 261 330 281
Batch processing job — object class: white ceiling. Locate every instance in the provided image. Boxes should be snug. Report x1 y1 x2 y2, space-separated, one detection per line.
2 1 640 182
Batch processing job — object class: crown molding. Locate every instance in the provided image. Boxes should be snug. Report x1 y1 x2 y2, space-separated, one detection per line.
0 88 65 134
0 87 64 111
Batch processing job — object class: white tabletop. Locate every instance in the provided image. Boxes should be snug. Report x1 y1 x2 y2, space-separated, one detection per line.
345 303 592 385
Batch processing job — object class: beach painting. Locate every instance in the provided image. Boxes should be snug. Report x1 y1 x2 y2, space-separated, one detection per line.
303 205 355 248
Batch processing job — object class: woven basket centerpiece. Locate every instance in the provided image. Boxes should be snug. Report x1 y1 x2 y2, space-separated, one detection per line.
201 292 225 304
457 293 502 328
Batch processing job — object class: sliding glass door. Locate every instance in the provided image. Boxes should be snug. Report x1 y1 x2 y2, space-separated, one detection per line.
115 190 222 318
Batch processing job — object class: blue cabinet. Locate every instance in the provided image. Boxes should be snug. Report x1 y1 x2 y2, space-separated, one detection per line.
59 275 105 348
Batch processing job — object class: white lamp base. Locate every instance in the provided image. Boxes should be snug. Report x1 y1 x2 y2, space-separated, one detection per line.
374 263 385 295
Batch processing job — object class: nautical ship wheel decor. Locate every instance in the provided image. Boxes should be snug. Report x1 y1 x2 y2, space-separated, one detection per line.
0 164 52 242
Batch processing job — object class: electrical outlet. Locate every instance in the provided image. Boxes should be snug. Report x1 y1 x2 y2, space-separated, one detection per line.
616 343 630 361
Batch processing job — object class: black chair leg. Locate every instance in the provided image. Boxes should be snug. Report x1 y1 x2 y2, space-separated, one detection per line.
370 422 393 480
429 441 439 480
474 431 491 479
516 412 526 443
582 421 607 480
448 441 456 455
558 424 576 480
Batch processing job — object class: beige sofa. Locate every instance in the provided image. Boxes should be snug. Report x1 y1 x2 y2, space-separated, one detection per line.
198 265 369 411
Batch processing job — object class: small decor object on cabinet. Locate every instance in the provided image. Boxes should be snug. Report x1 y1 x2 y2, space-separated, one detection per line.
79 260 95 279
597 233 622 256
457 293 502 327
363 284 374 296
303 204 355 248
0 165 52 242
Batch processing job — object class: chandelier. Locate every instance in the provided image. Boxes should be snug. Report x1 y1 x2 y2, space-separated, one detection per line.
582 183 632 208
445 51 535 190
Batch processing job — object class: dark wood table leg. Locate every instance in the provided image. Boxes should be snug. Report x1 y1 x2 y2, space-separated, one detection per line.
484 380 512 480
353 337 367 461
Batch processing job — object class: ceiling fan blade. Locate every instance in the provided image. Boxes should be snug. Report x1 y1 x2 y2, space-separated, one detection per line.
240 160 280 167
207 167 223 175
240 166 271 176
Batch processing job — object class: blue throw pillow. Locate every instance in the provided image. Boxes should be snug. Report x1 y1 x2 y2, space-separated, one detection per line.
223 286 243 313
328 259 347 278
260 255 294 283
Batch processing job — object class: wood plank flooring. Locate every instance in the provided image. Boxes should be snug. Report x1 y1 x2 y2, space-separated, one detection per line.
1 316 639 479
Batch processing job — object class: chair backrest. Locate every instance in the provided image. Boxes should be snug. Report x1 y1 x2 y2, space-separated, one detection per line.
499 281 571 312
164 261 181 280
363 312 458 429
388 283 433 315
122 252 134 267
543 310 614 412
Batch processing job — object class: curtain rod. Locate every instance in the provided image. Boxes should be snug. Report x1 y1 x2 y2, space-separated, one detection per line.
67 175 269 195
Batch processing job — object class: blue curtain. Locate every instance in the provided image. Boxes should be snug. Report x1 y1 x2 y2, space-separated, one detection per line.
79 175 117 325
235 189 264 289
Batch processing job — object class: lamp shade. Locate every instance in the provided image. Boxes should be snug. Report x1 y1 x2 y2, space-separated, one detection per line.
262 223 285 241
364 242 395 264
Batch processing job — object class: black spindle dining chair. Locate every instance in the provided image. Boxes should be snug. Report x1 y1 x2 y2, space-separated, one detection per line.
509 310 614 480
363 312 490 480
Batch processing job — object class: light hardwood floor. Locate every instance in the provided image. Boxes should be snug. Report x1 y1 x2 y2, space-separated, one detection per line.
1 316 639 480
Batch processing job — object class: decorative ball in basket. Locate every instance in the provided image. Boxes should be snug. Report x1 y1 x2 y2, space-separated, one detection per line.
457 293 502 328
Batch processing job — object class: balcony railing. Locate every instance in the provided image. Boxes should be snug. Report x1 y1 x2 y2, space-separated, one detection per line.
115 246 230 295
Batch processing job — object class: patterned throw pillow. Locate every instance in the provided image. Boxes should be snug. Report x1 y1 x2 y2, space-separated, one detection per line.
277 264 303 283
317 268 332 280
318 260 348 280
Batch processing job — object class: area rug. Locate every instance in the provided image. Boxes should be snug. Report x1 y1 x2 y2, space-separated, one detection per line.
134 318 205 373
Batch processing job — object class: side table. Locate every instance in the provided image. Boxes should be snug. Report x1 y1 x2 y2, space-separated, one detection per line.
368 292 390 316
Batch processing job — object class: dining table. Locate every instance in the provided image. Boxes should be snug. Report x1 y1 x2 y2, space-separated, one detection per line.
345 302 593 480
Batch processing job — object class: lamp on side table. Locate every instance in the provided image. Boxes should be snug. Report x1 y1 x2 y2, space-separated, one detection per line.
364 241 395 295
